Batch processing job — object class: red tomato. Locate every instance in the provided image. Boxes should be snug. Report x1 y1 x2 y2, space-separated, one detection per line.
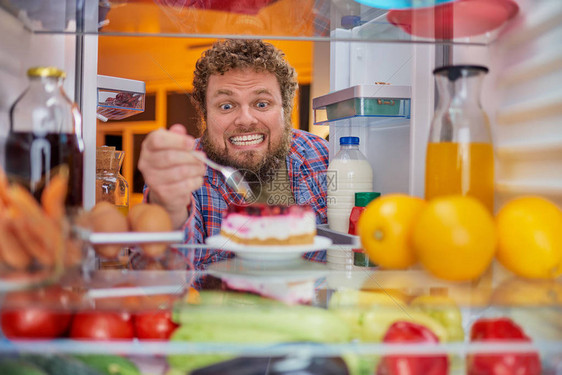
1 286 76 339
470 317 527 341
1 309 72 339
468 317 541 375
70 311 134 340
134 310 178 339
377 321 448 375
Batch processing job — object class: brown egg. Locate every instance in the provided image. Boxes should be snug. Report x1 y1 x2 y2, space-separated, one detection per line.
127 203 151 229
92 201 121 215
128 203 172 258
89 202 129 258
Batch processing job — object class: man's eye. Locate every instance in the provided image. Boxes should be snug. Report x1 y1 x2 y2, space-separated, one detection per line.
256 102 268 109
220 103 232 110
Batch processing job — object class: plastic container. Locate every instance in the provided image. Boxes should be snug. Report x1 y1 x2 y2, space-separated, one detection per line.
313 85 411 125
97 75 145 121
348 192 380 267
327 137 373 233
425 65 494 213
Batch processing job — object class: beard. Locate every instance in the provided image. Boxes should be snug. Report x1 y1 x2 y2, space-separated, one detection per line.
201 121 292 185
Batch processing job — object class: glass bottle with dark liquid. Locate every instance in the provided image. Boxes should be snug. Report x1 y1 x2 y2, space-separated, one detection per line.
5 67 84 212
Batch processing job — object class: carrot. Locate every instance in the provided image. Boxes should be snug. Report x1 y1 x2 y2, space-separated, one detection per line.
8 185 59 267
0 168 11 208
41 165 69 222
0 214 32 270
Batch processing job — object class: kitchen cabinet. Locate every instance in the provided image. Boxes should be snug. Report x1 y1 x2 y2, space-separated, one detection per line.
0 0 561 374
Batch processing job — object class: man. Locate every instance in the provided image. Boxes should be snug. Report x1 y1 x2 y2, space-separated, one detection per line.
138 39 328 268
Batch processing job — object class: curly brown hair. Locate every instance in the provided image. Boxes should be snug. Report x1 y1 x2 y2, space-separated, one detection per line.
191 39 298 123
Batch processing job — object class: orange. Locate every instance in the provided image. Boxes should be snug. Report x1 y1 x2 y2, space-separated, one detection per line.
412 195 496 282
357 194 426 269
495 196 562 279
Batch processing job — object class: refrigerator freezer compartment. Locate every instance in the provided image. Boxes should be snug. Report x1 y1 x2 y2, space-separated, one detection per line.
313 85 411 125
97 75 146 121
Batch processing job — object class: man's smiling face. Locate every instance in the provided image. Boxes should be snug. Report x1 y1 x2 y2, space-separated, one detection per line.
201 68 291 177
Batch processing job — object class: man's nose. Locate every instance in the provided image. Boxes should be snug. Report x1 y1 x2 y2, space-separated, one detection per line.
234 105 258 126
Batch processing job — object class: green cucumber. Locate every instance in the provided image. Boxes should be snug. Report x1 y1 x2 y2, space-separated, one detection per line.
0 359 48 375
173 304 351 343
172 291 284 324
73 354 140 375
22 354 104 375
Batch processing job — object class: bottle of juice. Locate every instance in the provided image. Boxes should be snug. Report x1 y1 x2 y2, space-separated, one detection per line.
425 65 494 213
5 66 84 215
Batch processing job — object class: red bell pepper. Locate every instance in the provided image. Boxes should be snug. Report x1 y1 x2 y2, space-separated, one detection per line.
377 321 448 375
468 317 541 375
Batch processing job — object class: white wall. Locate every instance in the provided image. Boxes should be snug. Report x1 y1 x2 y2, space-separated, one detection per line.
0 10 76 143
0 5 98 208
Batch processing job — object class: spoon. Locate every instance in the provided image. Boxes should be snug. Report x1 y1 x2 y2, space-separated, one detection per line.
190 151 254 200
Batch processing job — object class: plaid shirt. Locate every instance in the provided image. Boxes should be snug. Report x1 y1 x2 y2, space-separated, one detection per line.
179 129 329 269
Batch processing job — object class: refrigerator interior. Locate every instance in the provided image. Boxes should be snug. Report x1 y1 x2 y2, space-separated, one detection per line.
326 0 562 206
0 0 561 374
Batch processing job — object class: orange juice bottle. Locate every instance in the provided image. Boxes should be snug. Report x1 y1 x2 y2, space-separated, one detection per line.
425 65 494 212
425 142 494 212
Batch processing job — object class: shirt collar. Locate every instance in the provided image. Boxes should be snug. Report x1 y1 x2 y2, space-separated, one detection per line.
194 131 306 196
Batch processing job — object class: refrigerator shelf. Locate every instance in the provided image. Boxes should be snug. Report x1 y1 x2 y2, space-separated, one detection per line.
313 85 411 125
97 75 146 121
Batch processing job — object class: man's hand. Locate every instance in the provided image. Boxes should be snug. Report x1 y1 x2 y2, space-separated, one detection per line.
138 124 206 229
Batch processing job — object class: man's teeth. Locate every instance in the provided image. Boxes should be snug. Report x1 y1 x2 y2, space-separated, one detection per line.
230 134 264 146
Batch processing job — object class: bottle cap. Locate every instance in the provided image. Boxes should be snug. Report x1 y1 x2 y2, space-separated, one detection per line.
355 192 381 207
27 66 66 79
432 65 488 81
340 136 360 145
341 15 362 29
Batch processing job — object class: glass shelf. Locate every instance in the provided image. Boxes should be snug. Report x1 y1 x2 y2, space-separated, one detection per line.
1 339 562 357
0 0 519 45
0 265 561 374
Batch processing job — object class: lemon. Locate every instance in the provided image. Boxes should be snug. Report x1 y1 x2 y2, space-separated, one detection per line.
496 196 562 279
357 194 426 269
412 195 496 282
329 289 408 309
491 276 562 306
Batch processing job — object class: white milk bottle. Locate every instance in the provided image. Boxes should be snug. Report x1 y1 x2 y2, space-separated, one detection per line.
327 136 373 233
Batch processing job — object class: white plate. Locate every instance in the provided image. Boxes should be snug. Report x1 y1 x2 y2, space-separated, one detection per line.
205 235 332 262
207 258 329 282
207 259 328 304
